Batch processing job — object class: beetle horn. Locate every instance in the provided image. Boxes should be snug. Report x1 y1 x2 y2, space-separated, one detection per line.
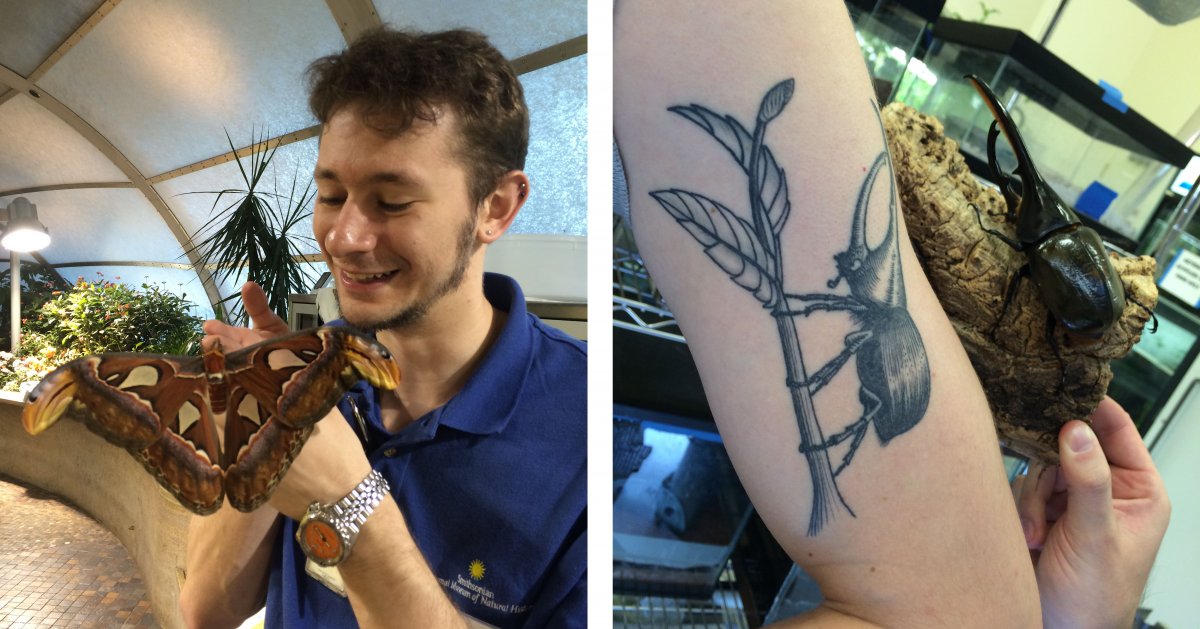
829 152 880 290
831 149 905 308
966 75 1037 193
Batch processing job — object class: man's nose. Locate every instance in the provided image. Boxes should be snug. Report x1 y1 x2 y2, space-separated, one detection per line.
323 200 377 257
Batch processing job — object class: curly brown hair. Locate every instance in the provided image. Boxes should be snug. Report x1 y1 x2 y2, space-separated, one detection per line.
307 28 529 206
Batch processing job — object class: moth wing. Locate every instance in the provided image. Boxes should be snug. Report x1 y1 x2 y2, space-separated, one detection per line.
221 383 312 512
218 327 399 512
228 327 400 430
22 353 224 514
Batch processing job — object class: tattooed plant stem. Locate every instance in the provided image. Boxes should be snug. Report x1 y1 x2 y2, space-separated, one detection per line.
749 81 852 532
773 309 854 533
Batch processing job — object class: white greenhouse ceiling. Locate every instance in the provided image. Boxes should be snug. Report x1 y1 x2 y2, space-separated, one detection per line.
0 0 588 319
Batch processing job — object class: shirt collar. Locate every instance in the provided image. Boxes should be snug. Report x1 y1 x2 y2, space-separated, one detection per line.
422 273 533 435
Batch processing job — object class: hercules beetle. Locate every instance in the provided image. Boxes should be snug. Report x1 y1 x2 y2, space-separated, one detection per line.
783 116 930 476
965 75 1155 387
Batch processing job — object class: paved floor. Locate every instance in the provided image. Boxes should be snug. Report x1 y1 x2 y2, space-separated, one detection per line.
0 474 157 628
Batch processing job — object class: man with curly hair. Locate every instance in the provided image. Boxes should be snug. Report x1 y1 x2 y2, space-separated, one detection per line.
179 28 586 629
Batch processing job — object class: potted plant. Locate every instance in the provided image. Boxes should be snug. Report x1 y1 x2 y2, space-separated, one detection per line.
184 129 316 325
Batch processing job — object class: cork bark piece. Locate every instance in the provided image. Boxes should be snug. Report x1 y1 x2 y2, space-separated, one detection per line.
881 103 1158 463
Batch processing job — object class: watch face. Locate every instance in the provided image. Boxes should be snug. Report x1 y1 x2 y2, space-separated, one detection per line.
301 520 343 564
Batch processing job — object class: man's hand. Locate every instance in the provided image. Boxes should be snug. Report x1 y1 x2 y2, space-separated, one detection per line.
202 281 291 350
204 281 372 520
1015 396 1171 629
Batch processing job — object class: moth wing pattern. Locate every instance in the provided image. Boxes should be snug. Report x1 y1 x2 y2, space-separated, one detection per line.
20 326 400 515
228 326 400 430
220 326 400 511
22 353 225 514
221 382 313 512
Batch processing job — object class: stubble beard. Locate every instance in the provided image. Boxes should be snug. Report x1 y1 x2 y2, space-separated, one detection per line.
336 215 480 332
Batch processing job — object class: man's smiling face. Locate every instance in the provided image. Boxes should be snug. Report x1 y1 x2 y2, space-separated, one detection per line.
313 106 482 331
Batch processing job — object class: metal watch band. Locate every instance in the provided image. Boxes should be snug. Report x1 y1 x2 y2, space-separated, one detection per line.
331 469 390 538
298 469 390 566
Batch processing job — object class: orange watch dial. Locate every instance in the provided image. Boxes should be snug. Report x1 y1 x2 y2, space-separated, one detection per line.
302 520 342 562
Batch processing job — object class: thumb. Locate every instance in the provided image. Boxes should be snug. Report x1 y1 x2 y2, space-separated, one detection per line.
242 281 289 335
1057 420 1114 536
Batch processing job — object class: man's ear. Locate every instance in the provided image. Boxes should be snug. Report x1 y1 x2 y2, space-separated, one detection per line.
477 171 529 244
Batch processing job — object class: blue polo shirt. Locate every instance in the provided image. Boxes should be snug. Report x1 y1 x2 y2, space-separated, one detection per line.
265 273 587 628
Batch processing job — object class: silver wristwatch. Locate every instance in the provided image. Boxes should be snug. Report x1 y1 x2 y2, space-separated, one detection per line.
296 469 390 567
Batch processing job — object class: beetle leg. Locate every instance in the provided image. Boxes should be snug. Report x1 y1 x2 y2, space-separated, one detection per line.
990 265 1031 338
798 414 868 454
1044 312 1067 393
1128 295 1159 333
835 388 881 476
833 420 870 477
779 293 868 317
789 331 872 396
797 385 878 477
972 203 1024 252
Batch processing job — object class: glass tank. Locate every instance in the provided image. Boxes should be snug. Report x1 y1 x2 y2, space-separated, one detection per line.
846 0 945 103
889 18 1195 252
613 407 754 597
1110 292 1200 434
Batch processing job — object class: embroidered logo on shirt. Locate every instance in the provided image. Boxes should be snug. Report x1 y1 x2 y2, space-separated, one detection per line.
438 562 532 617
469 559 486 580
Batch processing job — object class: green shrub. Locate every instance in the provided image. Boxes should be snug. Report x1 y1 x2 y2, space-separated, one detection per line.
26 275 204 357
0 262 73 350
1 276 204 391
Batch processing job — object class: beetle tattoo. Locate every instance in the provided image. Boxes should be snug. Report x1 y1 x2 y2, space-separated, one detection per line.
650 80 930 535
965 75 1156 389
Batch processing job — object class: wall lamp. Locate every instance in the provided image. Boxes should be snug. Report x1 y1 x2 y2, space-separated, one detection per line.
1 197 52 352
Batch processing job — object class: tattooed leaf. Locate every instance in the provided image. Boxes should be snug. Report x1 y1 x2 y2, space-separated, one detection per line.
757 154 791 236
668 104 754 166
651 189 776 305
757 79 795 124
669 105 792 237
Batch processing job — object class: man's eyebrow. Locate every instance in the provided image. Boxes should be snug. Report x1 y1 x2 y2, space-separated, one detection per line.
313 168 419 186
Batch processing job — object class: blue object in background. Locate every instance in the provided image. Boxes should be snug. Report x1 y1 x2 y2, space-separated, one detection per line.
1075 181 1119 220
1099 80 1130 113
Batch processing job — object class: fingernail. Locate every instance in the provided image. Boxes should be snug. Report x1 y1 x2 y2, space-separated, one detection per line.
1068 423 1094 453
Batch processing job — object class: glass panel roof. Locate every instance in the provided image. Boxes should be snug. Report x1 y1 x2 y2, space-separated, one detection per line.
0 0 103 77
154 135 321 256
0 188 186 265
38 0 343 176
0 93 127 191
1 1 587 317
375 0 585 60
514 54 587 236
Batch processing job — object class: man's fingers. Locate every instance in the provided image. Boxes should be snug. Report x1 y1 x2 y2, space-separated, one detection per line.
1057 420 1115 537
1090 396 1155 472
203 319 234 337
201 317 270 351
1016 462 1056 549
241 281 290 335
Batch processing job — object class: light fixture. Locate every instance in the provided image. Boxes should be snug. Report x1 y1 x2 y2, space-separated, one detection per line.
1 196 52 353
1 197 51 252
